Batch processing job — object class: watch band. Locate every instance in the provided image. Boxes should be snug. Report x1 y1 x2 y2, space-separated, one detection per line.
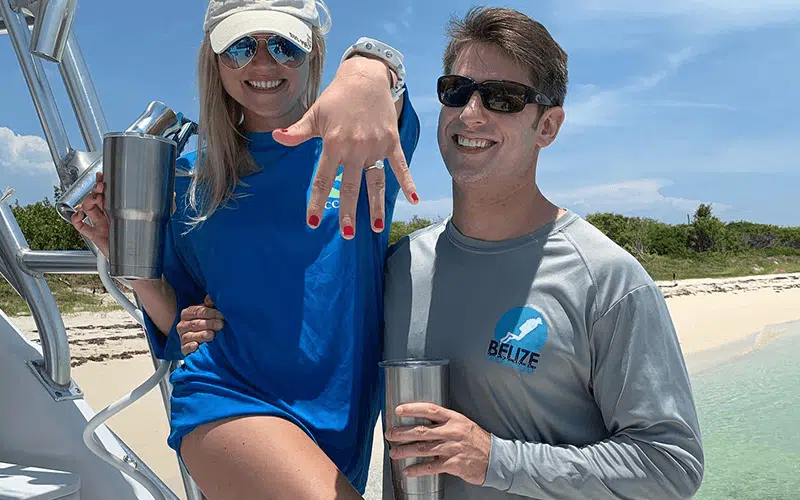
341 37 406 102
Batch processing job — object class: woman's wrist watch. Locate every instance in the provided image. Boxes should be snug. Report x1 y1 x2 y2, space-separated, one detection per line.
341 37 407 102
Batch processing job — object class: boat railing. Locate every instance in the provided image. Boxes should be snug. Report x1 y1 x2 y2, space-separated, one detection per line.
0 192 77 392
1 1 203 499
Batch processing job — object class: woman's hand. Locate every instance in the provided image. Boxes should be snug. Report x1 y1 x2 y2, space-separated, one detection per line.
71 171 110 257
274 55 419 239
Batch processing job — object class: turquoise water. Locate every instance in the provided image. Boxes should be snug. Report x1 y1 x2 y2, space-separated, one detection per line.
691 326 800 499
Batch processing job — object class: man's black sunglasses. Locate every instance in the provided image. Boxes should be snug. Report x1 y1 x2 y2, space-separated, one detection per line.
437 75 553 113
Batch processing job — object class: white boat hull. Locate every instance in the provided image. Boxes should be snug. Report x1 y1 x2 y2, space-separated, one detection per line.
0 309 166 500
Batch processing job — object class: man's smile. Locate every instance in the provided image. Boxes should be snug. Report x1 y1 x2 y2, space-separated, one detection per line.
453 134 497 153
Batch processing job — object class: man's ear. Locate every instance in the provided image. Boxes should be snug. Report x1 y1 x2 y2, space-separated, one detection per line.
535 106 566 148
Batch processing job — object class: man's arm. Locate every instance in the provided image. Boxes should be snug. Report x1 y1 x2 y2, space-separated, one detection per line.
483 284 704 499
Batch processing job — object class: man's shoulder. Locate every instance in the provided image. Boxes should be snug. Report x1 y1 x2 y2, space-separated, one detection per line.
386 218 447 269
560 214 657 309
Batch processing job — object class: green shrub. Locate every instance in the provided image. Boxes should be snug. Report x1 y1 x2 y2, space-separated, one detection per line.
10 197 86 251
5 194 799 262
389 216 438 245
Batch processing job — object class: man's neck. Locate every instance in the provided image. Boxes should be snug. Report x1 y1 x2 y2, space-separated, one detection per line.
451 175 564 242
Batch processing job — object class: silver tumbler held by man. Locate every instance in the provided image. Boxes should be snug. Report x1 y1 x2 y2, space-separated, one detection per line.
103 131 177 280
380 358 450 500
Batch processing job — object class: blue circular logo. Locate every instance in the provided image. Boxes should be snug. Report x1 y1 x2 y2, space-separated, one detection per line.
488 306 548 372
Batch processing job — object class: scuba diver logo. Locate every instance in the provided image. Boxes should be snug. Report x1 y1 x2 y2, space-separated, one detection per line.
487 306 548 373
325 169 344 210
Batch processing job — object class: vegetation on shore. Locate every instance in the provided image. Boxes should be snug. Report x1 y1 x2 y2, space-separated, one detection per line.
1 196 799 316
0 274 119 317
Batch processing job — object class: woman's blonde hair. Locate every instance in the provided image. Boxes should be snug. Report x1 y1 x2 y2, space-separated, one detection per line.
185 26 326 228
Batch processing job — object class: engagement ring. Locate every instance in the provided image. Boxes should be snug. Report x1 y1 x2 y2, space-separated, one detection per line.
365 160 385 171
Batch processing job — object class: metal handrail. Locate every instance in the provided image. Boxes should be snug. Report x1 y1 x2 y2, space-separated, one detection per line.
59 29 108 152
18 249 97 275
1 1 204 498
29 0 77 62
0 4 33 34
0 200 72 387
1 0 74 188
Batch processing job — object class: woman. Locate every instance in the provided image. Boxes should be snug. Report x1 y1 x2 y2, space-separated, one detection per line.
71 0 421 498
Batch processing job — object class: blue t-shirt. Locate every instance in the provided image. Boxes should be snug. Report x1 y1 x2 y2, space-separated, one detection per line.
142 90 420 492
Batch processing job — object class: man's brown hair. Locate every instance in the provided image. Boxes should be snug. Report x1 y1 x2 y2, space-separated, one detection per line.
443 6 568 107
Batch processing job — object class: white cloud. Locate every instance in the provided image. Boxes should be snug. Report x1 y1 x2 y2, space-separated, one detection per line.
568 0 800 31
392 179 733 224
383 22 398 36
563 90 619 129
687 136 800 174
401 2 412 29
637 100 736 111
545 179 731 219
563 47 718 130
381 0 414 38
0 127 54 174
563 133 800 175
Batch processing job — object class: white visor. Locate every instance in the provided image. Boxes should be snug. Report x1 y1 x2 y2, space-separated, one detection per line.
209 10 313 54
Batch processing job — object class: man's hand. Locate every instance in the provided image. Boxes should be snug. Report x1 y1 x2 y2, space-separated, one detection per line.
177 295 223 356
384 403 492 486
273 56 418 239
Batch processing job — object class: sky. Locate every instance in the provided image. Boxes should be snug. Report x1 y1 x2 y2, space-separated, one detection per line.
1 0 798 226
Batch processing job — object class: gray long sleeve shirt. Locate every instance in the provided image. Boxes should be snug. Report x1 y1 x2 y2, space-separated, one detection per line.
381 211 704 499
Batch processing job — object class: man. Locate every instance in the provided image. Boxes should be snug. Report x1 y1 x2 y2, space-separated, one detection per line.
379 6 704 500
177 6 704 499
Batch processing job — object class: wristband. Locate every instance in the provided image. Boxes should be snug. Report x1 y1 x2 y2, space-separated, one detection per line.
341 37 406 102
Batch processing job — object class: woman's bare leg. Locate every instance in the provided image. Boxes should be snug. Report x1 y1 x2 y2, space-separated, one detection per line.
180 415 363 500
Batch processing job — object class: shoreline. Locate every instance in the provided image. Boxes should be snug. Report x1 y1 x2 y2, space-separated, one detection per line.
684 319 800 375
5 272 800 499
658 272 800 360
7 271 800 371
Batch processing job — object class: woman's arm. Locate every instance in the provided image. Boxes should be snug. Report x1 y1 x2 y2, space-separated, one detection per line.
71 173 177 339
130 278 176 336
339 53 405 118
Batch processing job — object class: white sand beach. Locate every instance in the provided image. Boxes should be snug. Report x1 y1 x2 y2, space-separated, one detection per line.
8 272 800 499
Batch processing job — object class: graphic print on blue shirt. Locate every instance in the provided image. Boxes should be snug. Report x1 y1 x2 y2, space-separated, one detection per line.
487 306 549 372
140 89 420 494
325 169 344 211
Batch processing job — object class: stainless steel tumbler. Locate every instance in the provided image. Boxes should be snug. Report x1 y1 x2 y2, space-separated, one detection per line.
380 358 450 500
55 101 179 222
103 131 176 280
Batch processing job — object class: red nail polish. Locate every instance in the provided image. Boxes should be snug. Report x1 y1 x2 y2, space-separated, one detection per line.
281 129 289 133
343 225 355 237
411 192 419 203
308 215 320 227
374 218 384 229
